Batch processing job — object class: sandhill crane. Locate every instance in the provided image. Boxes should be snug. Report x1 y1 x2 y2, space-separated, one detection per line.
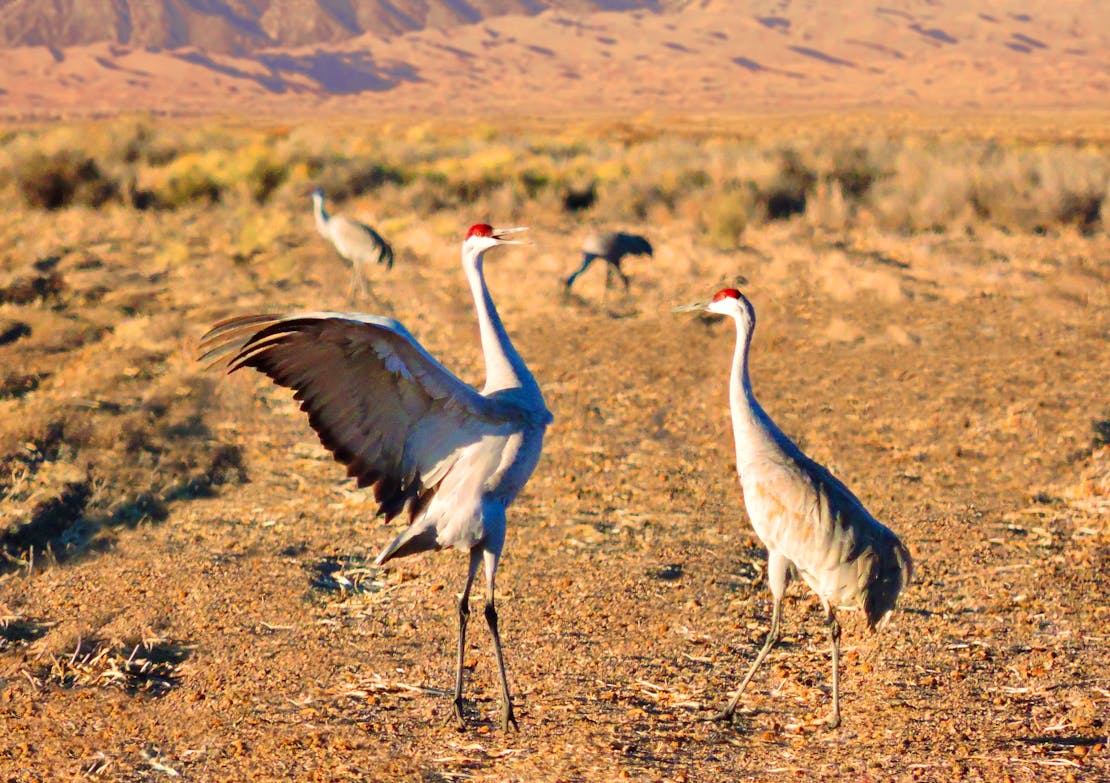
564 231 653 293
200 224 551 732
674 288 912 729
311 188 394 301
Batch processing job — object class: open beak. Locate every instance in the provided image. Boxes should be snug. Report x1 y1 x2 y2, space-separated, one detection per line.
493 226 529 244
671 298 710 313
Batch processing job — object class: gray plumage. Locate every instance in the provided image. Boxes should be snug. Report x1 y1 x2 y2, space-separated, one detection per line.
674 288 912 728
200 225 549 732
564 231 653 292
312 188 394 301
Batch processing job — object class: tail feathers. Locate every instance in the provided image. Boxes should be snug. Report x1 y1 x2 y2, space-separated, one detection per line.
863 535 913 631
375 522 439 566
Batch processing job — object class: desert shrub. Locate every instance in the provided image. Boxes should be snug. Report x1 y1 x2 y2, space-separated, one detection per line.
599 179 678 222
702 183 755 249
829 146 884 201
969 145 1107 234
563 181 597 212
306 155 409 202
244 154 287 204
152 151 224 208
110 122 178 167
517 169 549 198
218 143 289 204
805 179 852 232
14 150 119 210
755 149 815 221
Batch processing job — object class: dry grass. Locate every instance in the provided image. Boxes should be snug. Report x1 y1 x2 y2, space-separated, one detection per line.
2 115 1108 238
0 112 1107 781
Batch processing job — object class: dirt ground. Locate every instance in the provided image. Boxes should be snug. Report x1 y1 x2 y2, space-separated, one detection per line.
1 189 1108 781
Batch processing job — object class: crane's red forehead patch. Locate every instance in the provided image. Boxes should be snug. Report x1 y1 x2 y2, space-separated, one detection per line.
713 288 741 302
467 224 494 238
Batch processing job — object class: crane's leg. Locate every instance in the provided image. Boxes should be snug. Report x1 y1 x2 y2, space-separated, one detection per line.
715 550 789 722
482 549 518 731
564 255 595 293
825 607 842 729
451 549 482 728
349 260 369 303
606 262 630 292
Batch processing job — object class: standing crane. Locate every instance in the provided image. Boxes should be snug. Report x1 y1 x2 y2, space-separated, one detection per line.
311 188 394 301
564 231 653 293
200 224 551 732
674 288 912 729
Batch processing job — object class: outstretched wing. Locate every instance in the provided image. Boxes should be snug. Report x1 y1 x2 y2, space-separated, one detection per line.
199 312 505 522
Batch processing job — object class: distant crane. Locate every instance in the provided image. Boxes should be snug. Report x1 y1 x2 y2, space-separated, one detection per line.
564 231 653 293
200 224 551 732
311 188 394 301
674 288 912 728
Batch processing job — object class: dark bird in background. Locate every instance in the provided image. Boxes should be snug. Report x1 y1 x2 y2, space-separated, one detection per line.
564 231 653 293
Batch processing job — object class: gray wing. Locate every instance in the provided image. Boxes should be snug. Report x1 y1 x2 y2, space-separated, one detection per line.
799 456 912 627
199 312 506 522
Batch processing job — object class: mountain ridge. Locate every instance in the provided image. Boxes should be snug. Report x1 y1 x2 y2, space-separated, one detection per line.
0 1 673 53
1 1 1107 118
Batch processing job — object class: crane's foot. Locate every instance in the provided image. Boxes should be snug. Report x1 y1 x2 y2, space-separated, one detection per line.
500 701 519 732
823 712 841 731
706 705 738 723
450 697 468 730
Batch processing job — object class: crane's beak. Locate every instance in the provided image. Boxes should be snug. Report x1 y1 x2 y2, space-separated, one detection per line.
672 298 710 313
492 226 529 244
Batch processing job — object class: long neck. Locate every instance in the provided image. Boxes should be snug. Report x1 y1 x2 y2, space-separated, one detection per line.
728 317 773 472
464 249 537 395
312 198 329 237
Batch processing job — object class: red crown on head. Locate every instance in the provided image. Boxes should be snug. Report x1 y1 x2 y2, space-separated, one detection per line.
712 288 742 302
467 224 494 239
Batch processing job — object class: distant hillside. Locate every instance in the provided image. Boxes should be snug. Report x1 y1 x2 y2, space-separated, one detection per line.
0 0 1107 118
0 0 673 53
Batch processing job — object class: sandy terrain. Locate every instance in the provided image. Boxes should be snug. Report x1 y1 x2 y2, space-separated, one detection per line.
1 1 1109 119
0 166 1107 780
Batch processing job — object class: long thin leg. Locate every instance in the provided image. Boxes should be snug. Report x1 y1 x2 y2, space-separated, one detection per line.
565 255 595 292
826 608 841 729
347 263 359 303
608 261 630 292
452 549 482 728
356 260 372 301
481 551 517 731
715 550 789 722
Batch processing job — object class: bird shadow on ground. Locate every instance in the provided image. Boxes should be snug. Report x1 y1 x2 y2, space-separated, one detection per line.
0 616 49 648
0 442 248 576
1016 735 1106 747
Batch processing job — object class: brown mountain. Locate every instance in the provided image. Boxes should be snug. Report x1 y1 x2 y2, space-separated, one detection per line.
0 0 669 52
0 0 1107 117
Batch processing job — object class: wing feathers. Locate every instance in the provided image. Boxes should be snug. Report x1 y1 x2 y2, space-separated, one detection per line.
200 312 503 523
